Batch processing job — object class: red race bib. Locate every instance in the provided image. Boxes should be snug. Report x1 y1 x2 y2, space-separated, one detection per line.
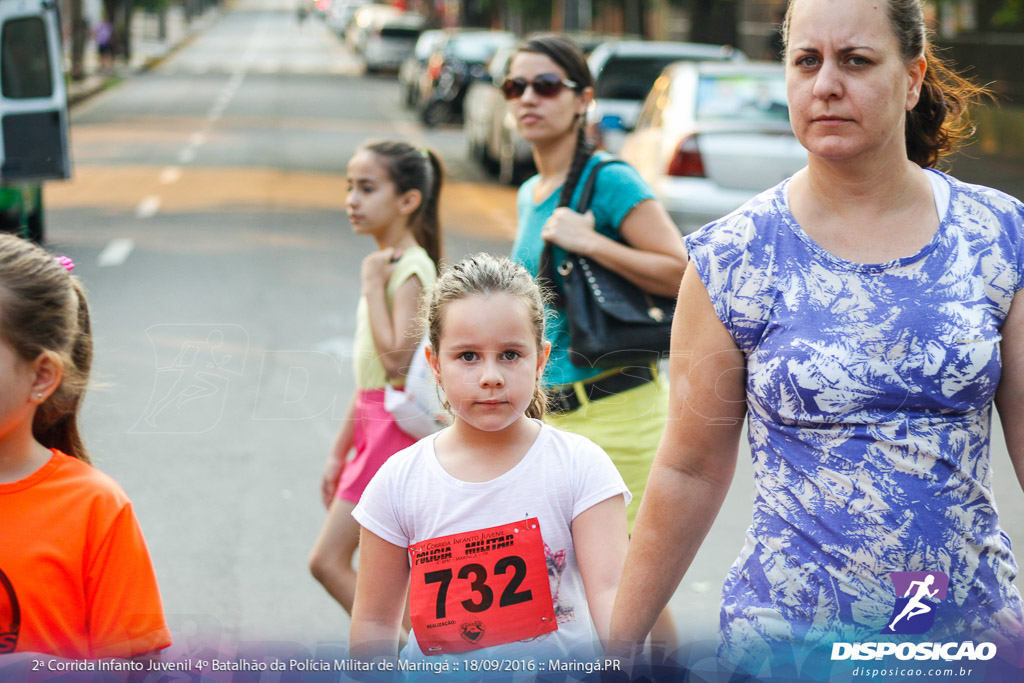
408 518 557 655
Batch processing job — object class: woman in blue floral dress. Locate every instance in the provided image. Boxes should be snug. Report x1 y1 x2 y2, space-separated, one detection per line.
611 0 1024 675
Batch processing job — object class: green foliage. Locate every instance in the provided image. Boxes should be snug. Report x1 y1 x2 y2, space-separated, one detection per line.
134 0 172 13
992 0 1023 27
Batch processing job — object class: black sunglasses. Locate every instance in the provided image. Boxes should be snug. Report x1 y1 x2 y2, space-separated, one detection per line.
501 73 579 100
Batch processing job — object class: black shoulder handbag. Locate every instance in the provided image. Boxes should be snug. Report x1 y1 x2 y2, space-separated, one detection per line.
538 158 676 369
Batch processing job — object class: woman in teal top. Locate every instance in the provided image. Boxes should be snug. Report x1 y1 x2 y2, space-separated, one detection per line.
514 153 666 386
505 34 687 653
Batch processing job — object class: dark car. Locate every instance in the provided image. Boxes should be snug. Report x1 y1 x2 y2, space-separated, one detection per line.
417 30 515 127
399 28 450 108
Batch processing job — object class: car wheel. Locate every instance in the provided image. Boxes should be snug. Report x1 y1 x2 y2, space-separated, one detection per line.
27 204 43 244
0 210 20 235
467 134 483 162
420 100 449 128
498 140 521 186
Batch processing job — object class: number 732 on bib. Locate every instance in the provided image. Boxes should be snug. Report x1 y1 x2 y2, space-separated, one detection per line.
408 518 557 655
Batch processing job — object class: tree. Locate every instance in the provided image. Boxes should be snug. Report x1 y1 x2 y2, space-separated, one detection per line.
684 0 736 46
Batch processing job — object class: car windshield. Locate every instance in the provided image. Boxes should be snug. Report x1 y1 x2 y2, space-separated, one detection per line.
448 33 510 63
596 55 707 100
379 26 419 40
694 73 789 122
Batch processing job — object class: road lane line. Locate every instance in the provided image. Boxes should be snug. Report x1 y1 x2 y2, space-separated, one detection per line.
159 166 182 184
136 195 162 218
97 238 135 267
190 132 207 147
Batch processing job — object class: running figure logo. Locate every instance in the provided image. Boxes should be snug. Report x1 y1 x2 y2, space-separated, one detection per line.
882 571 949 635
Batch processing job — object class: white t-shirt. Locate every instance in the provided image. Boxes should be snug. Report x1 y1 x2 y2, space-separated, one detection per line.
353 421 630 664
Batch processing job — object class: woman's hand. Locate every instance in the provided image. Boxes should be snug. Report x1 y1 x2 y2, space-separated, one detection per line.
361 248 398 291
541 207 599 256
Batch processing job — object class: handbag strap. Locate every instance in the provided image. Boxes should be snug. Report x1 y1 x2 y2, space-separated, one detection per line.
539 156 627 302
571 157 626 213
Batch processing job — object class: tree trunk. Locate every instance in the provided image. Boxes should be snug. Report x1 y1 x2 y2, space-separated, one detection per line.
688 0 737 46
68 0 86 80
624 0 645 38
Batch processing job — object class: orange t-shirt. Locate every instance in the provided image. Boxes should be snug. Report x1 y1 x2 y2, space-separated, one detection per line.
0 450 171 658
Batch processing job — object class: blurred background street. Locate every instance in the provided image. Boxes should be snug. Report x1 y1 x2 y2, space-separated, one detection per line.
22 0 1024 660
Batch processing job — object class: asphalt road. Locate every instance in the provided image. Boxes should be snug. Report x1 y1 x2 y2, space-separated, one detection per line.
41 0 1024 662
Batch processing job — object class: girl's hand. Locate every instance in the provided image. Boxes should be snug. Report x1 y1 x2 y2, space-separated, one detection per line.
362 248 399 291
541 208 598 256
320 452 346 509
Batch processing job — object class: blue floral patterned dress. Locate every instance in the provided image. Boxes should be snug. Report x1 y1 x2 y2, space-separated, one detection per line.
685 169 1024 668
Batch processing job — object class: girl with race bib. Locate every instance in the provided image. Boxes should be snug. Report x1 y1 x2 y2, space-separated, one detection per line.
309 140 443 618
349 253 630 666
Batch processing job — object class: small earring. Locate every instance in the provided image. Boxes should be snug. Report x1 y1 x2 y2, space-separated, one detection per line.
35 393 44 402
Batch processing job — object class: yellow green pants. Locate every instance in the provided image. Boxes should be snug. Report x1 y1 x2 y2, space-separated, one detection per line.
544 373 669 530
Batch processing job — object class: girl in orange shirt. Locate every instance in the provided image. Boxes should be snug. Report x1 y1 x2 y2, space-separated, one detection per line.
0 234 171 659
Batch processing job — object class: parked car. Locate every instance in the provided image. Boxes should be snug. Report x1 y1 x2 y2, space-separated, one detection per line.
620 61 807 235
417 30 515 127
345 4 401 55
463 45 535 184
0 0 72 243
399 29 449 108
587 40 745 153
327 0 370 36
363 12 423 73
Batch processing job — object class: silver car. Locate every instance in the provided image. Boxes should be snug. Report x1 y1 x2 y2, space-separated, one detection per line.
363 13 424 73
587 40 745 153
620 61 808 234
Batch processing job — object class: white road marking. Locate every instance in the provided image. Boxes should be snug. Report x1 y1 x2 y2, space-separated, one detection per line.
159 166 182 184
97 238 135 267
178 148 197 164
136 195 162 218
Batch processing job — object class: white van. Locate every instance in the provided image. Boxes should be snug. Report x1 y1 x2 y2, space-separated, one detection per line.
0 0 71 242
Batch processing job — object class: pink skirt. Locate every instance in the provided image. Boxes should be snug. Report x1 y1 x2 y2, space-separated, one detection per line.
334 389 417 504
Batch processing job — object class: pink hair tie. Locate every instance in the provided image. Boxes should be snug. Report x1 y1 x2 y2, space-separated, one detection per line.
55 256 75 272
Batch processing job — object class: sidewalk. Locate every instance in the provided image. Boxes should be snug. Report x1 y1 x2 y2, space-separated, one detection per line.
67 5 222 106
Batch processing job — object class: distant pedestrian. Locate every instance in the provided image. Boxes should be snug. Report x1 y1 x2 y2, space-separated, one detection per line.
0 234 171 659
504 33 686 654
611 0 1023 675
349 253 630 664
309 140 443 619
94 18 114 72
